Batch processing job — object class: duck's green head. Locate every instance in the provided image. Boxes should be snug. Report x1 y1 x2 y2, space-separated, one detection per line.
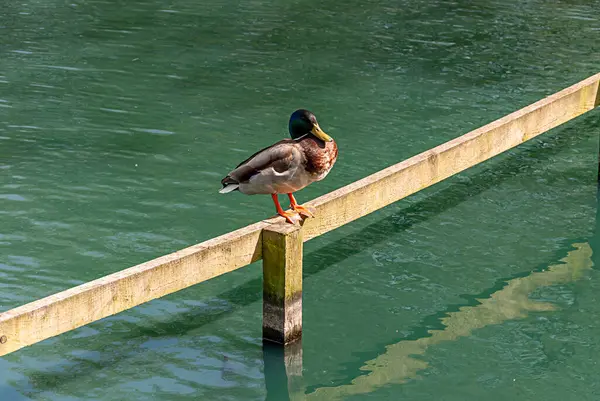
288 109 332 142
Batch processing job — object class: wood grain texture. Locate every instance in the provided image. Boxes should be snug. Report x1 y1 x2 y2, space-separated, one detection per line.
0 73 598 356
0 221 267 356
262 224 303 345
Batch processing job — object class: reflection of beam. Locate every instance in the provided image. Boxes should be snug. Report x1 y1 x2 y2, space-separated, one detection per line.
1 74 599 356
306 243 592 401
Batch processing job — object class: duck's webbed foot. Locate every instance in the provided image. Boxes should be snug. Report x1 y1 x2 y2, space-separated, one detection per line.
288 193 316 219
271 193 302 224
291 204 315 218
279 210 303 224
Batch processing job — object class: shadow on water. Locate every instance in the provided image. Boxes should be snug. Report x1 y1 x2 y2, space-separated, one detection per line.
15 113 598 394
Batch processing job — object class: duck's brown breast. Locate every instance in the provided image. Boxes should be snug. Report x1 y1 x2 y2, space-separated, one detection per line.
299 137 338 180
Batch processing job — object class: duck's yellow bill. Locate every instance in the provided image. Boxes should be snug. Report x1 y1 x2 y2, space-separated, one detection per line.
311 124 333 142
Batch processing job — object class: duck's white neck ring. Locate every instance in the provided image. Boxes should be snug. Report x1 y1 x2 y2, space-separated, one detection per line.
294 134 309 141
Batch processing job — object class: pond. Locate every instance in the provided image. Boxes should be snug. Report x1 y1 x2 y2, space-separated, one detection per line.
1 0 600 399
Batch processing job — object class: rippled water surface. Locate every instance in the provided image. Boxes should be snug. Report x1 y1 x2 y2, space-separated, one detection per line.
1 0 600 399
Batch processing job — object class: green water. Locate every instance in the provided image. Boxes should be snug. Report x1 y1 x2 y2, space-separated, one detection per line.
2 0 600 399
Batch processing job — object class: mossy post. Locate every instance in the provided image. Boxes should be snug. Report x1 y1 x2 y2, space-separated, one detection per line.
262 224 303 345
1 73 598 357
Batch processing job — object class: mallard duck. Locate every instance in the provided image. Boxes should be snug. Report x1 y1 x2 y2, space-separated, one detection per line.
220 109 338 224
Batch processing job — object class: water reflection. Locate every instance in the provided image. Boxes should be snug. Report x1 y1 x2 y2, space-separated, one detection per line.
4 117 596 399
305 242 593 400
266 242 593 400
263 340 303 401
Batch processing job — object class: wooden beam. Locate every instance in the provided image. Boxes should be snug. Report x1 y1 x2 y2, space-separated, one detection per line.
0 73 598 356
0 222 267 356
286 73 600 241
262 224 303 345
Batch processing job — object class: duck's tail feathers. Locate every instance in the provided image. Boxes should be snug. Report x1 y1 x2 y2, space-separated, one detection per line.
219 184 239 194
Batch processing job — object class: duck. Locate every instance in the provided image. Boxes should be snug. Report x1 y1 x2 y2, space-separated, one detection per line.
220 109 338 224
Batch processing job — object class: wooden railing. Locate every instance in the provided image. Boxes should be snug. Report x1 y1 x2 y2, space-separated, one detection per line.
0 72 599 356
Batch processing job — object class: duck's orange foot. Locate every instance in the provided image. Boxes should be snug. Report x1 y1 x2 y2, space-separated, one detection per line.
291 204 316 219
278 210 303 225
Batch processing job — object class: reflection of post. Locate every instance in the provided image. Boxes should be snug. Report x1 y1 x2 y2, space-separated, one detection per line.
307 243 593 401
263 340 304 401
284 340 305 401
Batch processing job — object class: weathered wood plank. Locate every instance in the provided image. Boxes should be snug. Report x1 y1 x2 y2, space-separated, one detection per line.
0 73 598 356
0 222 267 356
289 72 600 241
262 224 303 345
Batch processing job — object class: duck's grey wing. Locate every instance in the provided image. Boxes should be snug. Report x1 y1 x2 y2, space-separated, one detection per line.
221 140 299 186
